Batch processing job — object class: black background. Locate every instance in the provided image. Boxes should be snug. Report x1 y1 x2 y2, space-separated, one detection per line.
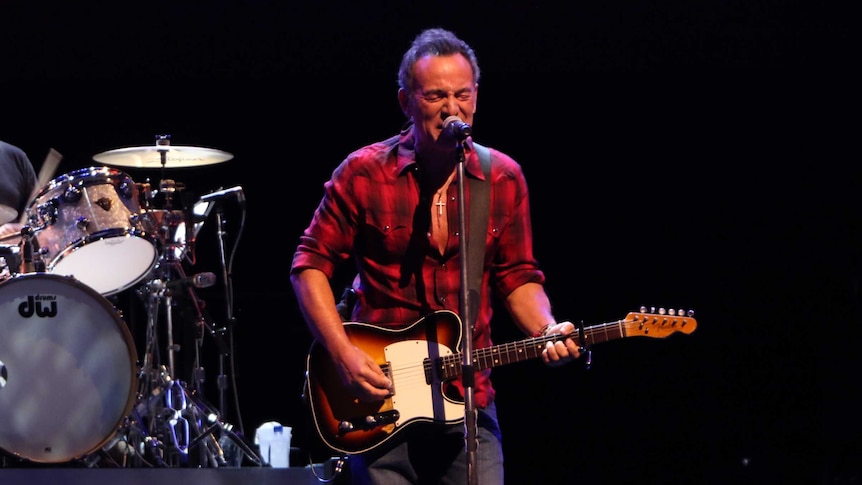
2 1 857 483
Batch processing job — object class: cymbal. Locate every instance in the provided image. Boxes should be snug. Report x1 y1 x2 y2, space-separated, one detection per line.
93 145 234 169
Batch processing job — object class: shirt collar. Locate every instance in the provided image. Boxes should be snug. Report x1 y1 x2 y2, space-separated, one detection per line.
395 125 485 181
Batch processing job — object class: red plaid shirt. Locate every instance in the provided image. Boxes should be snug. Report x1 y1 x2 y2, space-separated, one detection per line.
291 126 546 407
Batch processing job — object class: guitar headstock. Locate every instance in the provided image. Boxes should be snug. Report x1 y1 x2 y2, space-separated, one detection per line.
624 306 697 338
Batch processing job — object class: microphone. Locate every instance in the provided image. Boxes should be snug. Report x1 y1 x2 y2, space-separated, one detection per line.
443 116 472 140
200 186 245 204
148 272 217 291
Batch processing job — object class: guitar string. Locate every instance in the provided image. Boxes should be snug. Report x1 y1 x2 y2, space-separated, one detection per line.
381 333 572 388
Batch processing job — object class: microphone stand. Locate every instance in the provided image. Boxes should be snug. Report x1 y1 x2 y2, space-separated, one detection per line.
214 207 232 417
453 137 479 485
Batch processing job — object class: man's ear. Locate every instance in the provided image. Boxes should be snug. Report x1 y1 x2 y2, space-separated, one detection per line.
472 84 478 115
397 88 410 117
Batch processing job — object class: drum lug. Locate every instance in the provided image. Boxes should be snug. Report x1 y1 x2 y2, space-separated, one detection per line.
76 216 90 230
63 185 82 203
119 178 136 200
36 199 60 226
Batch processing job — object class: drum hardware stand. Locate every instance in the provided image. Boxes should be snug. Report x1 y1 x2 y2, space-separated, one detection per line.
156 134 173 201
100 220 258 468
127 259 220 466
17 225 45 274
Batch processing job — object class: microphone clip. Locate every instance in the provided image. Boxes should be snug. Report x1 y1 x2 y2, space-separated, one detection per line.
443 116 472 141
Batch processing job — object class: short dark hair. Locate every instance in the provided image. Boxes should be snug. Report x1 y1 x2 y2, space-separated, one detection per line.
397 28 481 92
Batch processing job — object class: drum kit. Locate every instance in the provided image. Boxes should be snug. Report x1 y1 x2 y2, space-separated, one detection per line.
0 136 259 468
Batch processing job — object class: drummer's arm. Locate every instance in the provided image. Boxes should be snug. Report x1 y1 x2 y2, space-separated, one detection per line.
0 223 25 241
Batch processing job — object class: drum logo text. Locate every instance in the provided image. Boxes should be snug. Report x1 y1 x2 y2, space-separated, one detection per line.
18 295 59 318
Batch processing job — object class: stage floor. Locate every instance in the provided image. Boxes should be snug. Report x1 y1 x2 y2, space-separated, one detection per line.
0 465 336 485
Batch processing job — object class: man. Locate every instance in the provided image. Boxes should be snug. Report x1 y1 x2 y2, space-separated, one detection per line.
0 140 37 241
290 28 581 484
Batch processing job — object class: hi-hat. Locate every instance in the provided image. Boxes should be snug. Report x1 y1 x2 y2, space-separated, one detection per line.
93 145 234 169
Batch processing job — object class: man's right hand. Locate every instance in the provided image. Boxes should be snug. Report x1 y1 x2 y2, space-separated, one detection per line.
334 344 393 402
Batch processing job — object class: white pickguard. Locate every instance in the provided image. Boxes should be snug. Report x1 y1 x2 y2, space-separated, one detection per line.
384 339 463 426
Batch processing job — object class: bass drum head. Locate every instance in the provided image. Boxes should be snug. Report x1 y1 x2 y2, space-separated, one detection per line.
0 273 138 463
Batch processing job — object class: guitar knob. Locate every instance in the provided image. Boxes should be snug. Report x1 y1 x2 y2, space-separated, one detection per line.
338 421 354 432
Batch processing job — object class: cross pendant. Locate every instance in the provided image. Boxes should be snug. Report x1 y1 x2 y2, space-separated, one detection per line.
435 198 446 216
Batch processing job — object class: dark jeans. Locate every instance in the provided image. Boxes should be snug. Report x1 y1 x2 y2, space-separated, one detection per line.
348 401 504 485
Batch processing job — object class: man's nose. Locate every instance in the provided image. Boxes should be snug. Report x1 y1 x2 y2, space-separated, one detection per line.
444 94 461 115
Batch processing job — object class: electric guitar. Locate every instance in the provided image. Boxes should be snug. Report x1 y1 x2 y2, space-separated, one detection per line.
305 308 697 455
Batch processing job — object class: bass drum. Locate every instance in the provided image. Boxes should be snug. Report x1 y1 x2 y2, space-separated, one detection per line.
0 273 138 463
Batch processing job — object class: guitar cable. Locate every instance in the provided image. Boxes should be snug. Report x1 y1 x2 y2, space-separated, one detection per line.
298 453 348 483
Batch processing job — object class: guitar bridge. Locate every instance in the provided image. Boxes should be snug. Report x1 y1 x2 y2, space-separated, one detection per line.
338 409 400 434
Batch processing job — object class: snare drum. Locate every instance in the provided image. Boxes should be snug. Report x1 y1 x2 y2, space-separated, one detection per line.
25 166 158 295
0 273 138 463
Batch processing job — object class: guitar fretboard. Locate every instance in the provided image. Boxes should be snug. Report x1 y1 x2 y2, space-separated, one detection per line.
433 320 627 380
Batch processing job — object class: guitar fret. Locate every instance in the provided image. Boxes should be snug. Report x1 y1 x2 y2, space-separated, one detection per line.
439 355 459 380
584 322 623 345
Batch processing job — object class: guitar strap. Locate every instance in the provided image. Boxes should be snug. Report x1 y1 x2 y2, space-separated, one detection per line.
468 142 491 308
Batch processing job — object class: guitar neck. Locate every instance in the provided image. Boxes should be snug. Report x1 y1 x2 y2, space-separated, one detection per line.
437 321 624 379
436 311 696 380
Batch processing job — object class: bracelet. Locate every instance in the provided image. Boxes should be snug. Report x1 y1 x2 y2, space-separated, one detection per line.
533 323 554 338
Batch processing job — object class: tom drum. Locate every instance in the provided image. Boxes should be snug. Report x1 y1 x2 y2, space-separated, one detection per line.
25 166 157 295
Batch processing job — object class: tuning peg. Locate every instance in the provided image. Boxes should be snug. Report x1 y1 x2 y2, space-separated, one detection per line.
636 306 695 318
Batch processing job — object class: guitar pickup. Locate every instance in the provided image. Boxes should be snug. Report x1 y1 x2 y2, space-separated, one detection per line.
338 410 400 434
